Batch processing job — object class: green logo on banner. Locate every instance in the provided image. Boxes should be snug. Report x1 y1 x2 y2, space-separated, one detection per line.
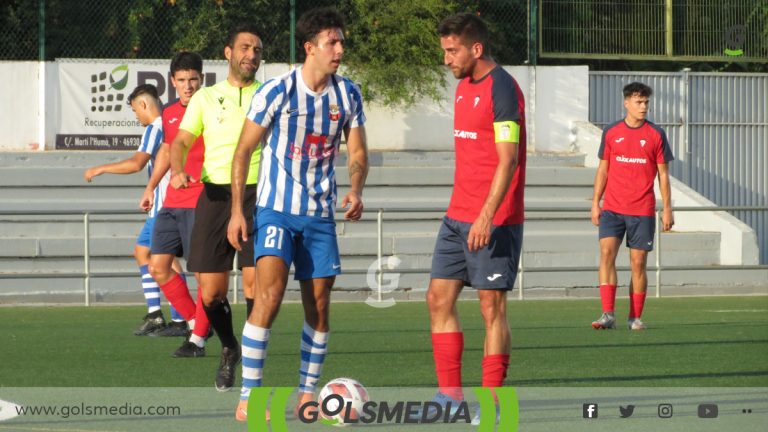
109 64 129 90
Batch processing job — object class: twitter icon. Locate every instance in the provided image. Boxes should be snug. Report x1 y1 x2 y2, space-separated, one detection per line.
619 405 635 418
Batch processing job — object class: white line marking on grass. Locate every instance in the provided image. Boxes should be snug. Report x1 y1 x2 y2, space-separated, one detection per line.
705 310 768 313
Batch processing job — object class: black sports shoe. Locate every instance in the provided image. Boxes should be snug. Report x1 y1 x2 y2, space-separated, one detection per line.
133 311 166 336
149 321 189 337
215 345 241 392
173 341 206 358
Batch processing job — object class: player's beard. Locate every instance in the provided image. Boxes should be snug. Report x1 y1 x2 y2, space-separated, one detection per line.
231 60 257 83
450 65 469 79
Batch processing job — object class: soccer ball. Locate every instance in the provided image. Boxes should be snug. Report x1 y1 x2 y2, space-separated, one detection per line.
317 377 370 426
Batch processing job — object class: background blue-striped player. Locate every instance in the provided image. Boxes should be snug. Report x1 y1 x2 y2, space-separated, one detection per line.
84 84 183 335
227 7 369 422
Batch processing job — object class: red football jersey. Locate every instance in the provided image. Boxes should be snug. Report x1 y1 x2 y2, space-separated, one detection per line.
598 120 674 216
162 100 205 209
446 66 527 226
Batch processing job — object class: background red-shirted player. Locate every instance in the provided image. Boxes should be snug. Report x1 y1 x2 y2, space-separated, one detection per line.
140 52 219 357
591 82 675 331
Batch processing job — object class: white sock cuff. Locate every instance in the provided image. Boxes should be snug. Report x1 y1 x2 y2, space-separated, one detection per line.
189 334 205 348
303 321 329 342
244 321 270 340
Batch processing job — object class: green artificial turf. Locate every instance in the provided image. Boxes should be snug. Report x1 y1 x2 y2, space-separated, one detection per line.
2 296 766 388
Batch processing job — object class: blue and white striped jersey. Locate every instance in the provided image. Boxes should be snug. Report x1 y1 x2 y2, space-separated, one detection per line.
137 116 169 218
246 66 366 218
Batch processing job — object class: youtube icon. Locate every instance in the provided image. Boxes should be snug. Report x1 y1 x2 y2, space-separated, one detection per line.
698 404 718 418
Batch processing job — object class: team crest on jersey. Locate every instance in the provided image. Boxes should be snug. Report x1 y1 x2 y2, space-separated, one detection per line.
329 104 340 121
640 139 647 147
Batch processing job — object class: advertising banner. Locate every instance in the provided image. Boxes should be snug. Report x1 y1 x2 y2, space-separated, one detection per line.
55 59 228 150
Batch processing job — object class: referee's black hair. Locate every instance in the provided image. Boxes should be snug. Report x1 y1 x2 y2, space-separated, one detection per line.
170 51 203 75
226 23 262 48
127 84 159 105
623 82 653 98
438 12 490 55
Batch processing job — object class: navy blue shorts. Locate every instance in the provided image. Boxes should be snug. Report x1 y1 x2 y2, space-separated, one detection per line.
430 216 523 290
254 207 340 281
150 207 195 260
598 210 655 251
136 216 155 248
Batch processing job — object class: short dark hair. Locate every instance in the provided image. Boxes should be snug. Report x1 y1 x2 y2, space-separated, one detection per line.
296 7 346 46
170 51 203 75
127 84 159 105
623 82 653 98
438 12 489 52
227 23 261 48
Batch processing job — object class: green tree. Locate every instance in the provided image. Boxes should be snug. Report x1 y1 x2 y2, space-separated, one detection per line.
154 0 460 108
342 0 458 108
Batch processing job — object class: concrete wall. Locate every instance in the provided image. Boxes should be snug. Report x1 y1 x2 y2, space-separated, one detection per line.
362 65 589 152
0 62 40 151
1 61 589 152
666 178 760 265
532 66 589 153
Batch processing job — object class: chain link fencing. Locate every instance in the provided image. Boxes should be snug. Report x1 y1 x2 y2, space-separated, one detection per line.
0 0 530 64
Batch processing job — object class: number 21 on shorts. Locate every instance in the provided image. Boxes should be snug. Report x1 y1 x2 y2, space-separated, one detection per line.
264 226 285 250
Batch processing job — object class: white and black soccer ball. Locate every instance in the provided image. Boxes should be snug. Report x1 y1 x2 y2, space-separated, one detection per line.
317 377 370 427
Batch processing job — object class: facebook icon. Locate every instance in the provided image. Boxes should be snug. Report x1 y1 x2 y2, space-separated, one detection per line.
583 403 598 419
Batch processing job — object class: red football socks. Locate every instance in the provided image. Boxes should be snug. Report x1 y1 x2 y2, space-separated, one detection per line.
629 291 647 319
599 284 617 313
192 286 211 338
431 332 464 401
158 273 195 321
481 354 510 388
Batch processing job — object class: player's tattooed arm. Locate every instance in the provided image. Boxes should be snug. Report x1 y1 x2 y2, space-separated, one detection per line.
349 160 366 182
342 126 368 221
345 126 369 195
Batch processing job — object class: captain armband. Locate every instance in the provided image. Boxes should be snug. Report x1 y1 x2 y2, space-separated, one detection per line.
493 120 520 143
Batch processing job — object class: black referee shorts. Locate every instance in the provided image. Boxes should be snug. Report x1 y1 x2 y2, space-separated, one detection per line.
187 183 256 273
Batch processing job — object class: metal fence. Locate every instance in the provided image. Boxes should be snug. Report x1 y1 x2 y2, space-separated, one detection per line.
6 1 766 64
589 71 768 263
4 206 765 306
539 0 767 61
0 0 530 65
